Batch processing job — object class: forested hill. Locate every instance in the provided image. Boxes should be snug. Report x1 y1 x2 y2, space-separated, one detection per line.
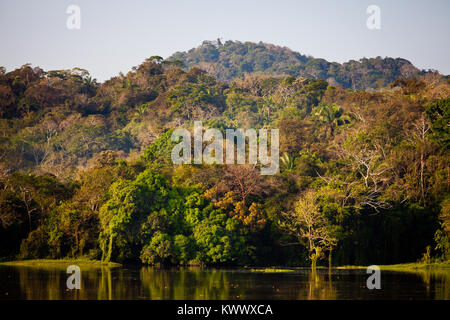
0 54 449 267
169 40 440 90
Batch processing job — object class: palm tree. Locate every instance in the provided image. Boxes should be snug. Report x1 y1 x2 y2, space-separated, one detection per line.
82 75 98 95
311 104 351 137
280 152 295 172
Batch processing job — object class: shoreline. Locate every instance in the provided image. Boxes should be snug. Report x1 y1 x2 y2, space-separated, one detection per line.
1 259 449 272
0 259 122 268
337 261 450 272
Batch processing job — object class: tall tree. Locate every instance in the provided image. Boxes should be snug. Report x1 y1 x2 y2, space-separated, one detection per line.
280 190 337 269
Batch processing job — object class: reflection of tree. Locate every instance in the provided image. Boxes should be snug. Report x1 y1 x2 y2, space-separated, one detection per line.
303 269 337 300
416 269 450 300
17 266 64 299
139 267 233 299
10 266 449 300
98 267 112 300
14 265 127 300
434 271 450 300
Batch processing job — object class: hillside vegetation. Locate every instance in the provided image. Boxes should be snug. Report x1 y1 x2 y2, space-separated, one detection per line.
169 40 442 90
0 50 449 267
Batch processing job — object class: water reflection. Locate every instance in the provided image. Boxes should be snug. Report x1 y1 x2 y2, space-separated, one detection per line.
302 269 337 300
0 265 448 300
405 269 450 300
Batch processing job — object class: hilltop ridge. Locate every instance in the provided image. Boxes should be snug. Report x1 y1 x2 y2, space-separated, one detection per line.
169 40 440 90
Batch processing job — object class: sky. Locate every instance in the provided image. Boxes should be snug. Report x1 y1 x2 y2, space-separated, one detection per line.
0 0 449 82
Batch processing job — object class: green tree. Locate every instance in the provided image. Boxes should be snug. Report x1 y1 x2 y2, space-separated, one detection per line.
99 169 172 262
426 98 450 151
280 190 337 269
311 104 350 137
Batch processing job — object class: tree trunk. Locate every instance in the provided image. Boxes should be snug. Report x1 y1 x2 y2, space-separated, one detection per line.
311 256 317 270
328 248 332 268
104 233 114 262
311 247 321 270
420 150 425 203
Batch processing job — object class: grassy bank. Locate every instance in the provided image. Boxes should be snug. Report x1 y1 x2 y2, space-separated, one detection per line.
377 261 450 271
246 261 450 273
337 260 450 272
249 268 295 273
0 259 122 268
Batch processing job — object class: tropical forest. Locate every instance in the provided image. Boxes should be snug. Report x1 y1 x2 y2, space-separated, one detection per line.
0 40 449 269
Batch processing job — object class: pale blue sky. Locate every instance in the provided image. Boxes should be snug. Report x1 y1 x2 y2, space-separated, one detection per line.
1 0 449 82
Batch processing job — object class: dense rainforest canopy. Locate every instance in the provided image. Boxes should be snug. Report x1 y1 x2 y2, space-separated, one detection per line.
169 40 444 90
0 43 449 267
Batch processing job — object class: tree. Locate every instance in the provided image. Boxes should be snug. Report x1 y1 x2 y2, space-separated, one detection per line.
280 190 337 269
280 152 295 172
411 114 431 203
434 197 450 261
57 201 99 257
141 129 177 165
278 118 313 154
426 98 450 151
341 131 391 212
149 56 164 64
193 208 246 265
217 165 274 205
99 169 172 262
311 104 351 138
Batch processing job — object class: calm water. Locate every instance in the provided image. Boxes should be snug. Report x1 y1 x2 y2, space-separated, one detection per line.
0 265 448 300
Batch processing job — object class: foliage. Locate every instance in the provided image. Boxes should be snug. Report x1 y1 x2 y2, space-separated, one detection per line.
280 190 338 268
168 41 439 90
0 45 449 267
426 98 450 151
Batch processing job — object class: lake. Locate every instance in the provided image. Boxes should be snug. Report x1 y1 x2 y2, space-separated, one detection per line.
0 264 448 300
